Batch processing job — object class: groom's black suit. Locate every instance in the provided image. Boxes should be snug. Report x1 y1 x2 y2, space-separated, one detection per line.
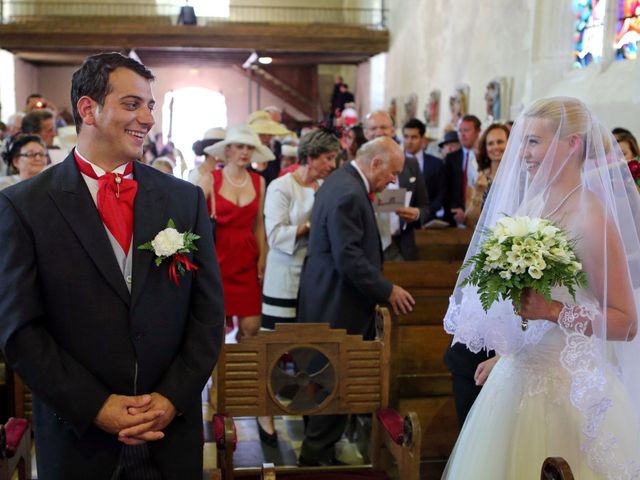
0 154 225 479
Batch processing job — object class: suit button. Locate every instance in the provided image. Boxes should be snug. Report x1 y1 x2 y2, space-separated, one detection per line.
135 333 144 341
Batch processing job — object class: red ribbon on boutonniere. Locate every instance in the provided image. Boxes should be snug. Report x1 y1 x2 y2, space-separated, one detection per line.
138 219 200 286
169 253 199 286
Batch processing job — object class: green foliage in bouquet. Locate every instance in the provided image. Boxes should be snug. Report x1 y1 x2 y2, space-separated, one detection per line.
460 216 588 311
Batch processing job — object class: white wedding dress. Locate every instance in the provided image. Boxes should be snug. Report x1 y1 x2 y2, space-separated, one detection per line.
442 287 640 479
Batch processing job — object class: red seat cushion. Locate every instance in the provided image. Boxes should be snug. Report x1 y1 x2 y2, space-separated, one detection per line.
375 408 404 445
5 417 28 455
213 413 237 451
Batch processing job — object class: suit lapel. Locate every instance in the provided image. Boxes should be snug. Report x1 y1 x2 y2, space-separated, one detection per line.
130 163 168 310
49 155 131 306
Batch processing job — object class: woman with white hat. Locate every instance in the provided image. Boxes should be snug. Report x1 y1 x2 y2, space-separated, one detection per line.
198 125 274 343
188 127 225 185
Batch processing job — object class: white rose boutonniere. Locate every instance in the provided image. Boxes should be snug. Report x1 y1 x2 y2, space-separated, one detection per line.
138 218 200 285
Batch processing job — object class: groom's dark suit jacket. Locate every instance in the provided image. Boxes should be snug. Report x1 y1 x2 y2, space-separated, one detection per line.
0 154 225 480
297 163 393 340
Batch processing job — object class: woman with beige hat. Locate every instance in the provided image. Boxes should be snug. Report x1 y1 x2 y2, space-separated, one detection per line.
247 110 290 185
198 125 273 341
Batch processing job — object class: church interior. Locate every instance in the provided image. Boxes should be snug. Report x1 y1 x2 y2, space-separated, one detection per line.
0 0 639 479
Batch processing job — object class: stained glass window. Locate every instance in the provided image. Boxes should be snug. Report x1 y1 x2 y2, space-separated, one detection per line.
574 0 606 68
616 0 640 60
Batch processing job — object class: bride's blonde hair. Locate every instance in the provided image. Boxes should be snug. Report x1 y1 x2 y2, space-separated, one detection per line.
524 97 612 158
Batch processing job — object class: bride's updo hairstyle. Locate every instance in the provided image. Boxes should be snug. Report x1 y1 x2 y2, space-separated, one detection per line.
523 97 612 162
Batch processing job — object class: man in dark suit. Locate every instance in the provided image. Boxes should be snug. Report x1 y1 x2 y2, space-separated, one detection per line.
364 111 429 261
442 114 495 427
402 118 445 223
443 114 481 227
296 137 414 466
0 53 225 479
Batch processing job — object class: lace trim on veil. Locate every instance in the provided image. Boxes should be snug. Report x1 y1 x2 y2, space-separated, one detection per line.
443 285 555 355
557 304 640 479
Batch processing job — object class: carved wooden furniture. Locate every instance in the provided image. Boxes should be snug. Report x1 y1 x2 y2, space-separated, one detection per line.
541 457 575 480
0 418 31 480
214 307 421 479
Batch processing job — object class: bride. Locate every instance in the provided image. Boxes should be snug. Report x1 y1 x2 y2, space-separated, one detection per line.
443 97 640 479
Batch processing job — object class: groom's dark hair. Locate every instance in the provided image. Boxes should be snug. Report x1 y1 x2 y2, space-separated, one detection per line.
71 52 154 133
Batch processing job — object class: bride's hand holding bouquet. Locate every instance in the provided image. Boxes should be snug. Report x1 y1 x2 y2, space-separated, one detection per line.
460 215 588 330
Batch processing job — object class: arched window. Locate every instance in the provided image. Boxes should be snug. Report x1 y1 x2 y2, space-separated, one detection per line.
162 87 227 177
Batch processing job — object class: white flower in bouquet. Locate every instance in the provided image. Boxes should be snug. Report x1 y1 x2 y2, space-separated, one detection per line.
461 216 588 312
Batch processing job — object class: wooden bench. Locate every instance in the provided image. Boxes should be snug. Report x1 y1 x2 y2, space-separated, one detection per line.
384 260 461 478
541 457 574 479
415 228 472 261
214 308 421 480
384 228 472 477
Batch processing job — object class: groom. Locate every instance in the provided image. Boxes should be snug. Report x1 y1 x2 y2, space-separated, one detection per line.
0 53 224 479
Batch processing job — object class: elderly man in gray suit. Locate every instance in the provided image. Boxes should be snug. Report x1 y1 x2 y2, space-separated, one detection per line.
296 137 414 466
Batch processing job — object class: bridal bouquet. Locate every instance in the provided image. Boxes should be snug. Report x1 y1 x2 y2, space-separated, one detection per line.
460 216 588 312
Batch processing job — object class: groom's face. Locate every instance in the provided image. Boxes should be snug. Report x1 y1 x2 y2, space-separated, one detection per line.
93 67 156 162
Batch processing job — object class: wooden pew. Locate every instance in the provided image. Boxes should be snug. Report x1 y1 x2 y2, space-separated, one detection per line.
384 228 471 477
384 260 459 478
415 228 472 261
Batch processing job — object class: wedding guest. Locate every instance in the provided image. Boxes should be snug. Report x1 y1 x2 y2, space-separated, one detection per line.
21 108 56 148
443 97 640 478
344 124 367 161
296 137 415 466
188 127 226 185
615 131 640 162
463 123 510 227
247 110 289 185
259 129 340 446
151 156 175 175
198 125 272 340
0 134 47 190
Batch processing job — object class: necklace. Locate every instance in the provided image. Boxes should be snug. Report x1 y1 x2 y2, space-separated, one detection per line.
293 170 319 191
223 169 249 188
545 183 582 218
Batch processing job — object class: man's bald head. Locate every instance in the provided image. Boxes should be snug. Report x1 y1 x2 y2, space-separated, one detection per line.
355 137 404 193
364 110 395 140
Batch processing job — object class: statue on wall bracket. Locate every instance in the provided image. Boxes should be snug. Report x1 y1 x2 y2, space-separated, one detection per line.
425 90 440 128
403 93 418 126
484 77 513 122
449 84 469 127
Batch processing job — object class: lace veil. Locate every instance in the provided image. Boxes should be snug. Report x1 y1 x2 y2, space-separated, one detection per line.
444 97 640 477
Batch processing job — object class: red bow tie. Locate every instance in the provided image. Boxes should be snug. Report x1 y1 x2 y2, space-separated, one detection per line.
74 151 138 255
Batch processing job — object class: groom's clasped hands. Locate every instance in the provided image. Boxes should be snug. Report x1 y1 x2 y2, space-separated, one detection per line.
94 392 177 445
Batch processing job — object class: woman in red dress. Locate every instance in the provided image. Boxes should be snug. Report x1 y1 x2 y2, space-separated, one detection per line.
199 125 273 338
